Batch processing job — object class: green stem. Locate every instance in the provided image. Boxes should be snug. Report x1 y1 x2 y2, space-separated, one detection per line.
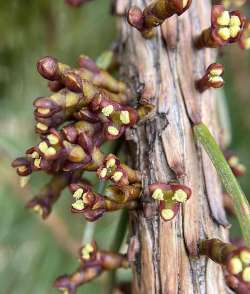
107 209 128 293
194 123 250 246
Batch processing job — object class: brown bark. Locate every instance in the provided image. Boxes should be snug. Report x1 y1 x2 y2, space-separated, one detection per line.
115 0 232 293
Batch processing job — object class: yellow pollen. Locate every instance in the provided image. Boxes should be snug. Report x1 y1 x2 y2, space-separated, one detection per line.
217 11 230 26
99 168 108 178
120 111 130 125
47 134 59 145
19 176 30 188
112 171 123 182
73 188 84 199
230 15 241 27
230 25 241 38
81 243 94 260
210 69 223 76
31 151 39 159
107 126 119 136
102 105 114 117
34 157 41 168
208 76 224 84
69 146 85 162
172 189 188 203
106 158 116 168
37 108 50 115
240 250 250 264
152 188 164 201
242 267 250 282
36 122 48 131
229 257 243 275
72 199 84 211
161 209 174 220
218 27 231 40
38 141 48 153
45 147 57 157
32 205 43 216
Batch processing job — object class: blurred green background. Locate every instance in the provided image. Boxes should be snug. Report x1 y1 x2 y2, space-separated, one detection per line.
0 1 249 293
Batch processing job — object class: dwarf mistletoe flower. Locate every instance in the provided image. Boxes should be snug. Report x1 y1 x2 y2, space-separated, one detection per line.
127 0 192 38
199 239 250 293
54 242 129 293
196 5 245 48
97 154 141 186
196 63 224 92
69 182 138 221
149 182 192 221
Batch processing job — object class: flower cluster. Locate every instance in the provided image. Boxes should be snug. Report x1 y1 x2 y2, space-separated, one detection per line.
196 5 246 48
149 182 192 221
127 0 192 38
196 63 224 92
70 181 141 221
54 241 129 294
199 239 250 293
12 53 142 220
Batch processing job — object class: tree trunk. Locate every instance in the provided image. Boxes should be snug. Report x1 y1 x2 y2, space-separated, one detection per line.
115 0 232 293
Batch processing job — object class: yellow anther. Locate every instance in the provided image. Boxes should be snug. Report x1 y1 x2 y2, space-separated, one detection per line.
81 243 94 260
102 105 114 117
45 147 57 157
240 250 250 264
172 189 188 203
210 69 223 76
73 188 84 199
107 126 119 136
38 141 49 154
34 157 41 168
182 0 189 8
152 188 164 201
229 257 243 274
161 209 174 220
230 15 241 27
32 204 43 216
106 158 116 168
230 25 241 38
69 146 85 162
82 193 89 204
36 122 48 131
242 267 250 282
217 11 230 26
47 134 59 145
218 27 231 40
31 151 39 159
112 171 123 182
19 176 30 188
37 108 50 115
120 111 130 125
72 199 85 211
208 76 224 83
99 168 108 178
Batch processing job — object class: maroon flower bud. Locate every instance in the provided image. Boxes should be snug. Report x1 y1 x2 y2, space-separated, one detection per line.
48 80 64 92
127 0 192 38
149 182 192 221
37 56 60 81
196 63 224 92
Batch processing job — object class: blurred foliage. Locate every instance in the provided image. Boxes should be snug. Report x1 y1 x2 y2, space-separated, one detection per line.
0 1 250 293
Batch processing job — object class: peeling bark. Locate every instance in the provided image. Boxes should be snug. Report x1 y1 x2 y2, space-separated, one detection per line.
115 0 232 293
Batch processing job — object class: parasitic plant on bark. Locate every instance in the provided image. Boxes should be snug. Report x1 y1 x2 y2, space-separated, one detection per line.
11 0 250 293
